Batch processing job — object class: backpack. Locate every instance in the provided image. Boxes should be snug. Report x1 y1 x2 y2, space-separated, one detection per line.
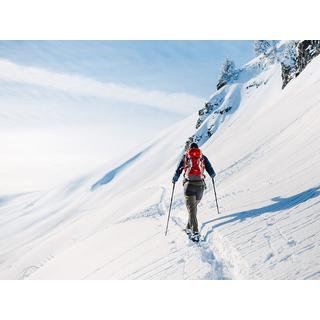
183 148 205 180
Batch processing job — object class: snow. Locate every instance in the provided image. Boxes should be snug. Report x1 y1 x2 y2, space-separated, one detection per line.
0 64 183 193
1 53 320 280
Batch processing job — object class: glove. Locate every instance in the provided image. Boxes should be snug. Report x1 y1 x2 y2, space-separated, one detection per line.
172 175 179 183
211 172 216 179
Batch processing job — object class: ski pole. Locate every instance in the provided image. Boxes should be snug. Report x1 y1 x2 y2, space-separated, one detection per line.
165 182 176 236
212 177 221 215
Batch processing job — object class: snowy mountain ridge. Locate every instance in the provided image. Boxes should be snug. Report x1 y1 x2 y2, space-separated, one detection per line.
1 44 320 279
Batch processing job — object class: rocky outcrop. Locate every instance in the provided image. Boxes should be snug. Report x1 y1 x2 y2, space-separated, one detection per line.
281 40 320 89
187 40 320 151
295 40 320 76
196 101 218 129
281 62 294 89
217 79 227 90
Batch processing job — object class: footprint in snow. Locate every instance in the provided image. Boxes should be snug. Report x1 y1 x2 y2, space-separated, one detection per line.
21 265 39 279
264 252 274 262
287 239 297 247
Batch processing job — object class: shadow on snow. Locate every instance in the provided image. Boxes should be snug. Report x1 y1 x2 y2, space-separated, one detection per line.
201 185 320 242
90 151 144 191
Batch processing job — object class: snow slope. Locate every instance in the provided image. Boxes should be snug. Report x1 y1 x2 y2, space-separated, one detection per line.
1 54 320 280
0 59 183 193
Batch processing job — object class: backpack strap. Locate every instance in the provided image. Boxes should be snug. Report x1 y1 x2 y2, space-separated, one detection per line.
183 152 189 177
200 155 206 179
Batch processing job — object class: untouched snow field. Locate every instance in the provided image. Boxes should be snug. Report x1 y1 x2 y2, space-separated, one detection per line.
1 54 320 280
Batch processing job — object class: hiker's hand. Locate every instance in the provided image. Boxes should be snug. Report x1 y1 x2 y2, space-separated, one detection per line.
172 175 179 183
211 172 216 178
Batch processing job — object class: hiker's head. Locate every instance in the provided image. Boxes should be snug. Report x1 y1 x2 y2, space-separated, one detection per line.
190 143 199 149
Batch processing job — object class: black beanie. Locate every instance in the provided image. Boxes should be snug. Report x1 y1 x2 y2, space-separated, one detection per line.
190 142 199 149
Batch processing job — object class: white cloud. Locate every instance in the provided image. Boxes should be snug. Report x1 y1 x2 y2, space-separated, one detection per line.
0 58 205 115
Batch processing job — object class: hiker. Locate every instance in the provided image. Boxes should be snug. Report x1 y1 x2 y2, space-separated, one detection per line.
172 142 216 242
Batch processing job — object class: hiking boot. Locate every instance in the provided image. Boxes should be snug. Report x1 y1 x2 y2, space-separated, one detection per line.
191 232 200 243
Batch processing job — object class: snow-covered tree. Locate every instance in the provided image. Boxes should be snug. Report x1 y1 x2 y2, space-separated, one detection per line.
282 41 297 70
217 58 237 90
281 40 320 88
280 41 298 89
254 40 277 58
254 40 270 56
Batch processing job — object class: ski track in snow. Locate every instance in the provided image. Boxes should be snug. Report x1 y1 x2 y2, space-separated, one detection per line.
155 185 230 280
78 184 231 280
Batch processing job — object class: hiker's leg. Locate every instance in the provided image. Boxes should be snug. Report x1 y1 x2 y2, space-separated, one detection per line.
192 199 201 233
185 194 198 233
184 181 195 230
191 184 204 233
195 184 204 202
184 181 190 229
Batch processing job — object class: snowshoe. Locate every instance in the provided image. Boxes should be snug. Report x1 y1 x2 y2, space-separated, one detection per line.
190 232 200 243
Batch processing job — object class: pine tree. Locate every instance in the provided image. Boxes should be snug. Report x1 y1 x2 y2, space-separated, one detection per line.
254 40 277 58
280 41 299 88
217 58 237 90
282 41 297 70
254 40 270 56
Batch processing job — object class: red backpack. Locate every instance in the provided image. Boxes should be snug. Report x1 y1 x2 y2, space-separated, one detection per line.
183 148 205 180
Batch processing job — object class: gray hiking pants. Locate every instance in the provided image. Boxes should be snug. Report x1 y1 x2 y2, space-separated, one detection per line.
183 180 205 233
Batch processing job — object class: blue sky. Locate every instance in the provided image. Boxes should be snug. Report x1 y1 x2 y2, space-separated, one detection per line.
0 41 254 99
0 41 255 191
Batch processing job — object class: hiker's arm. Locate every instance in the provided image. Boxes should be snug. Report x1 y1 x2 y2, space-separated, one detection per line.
203 155 216 178
172 156 184 182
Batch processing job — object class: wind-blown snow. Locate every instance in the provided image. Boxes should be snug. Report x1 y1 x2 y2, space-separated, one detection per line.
1 54 320 280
